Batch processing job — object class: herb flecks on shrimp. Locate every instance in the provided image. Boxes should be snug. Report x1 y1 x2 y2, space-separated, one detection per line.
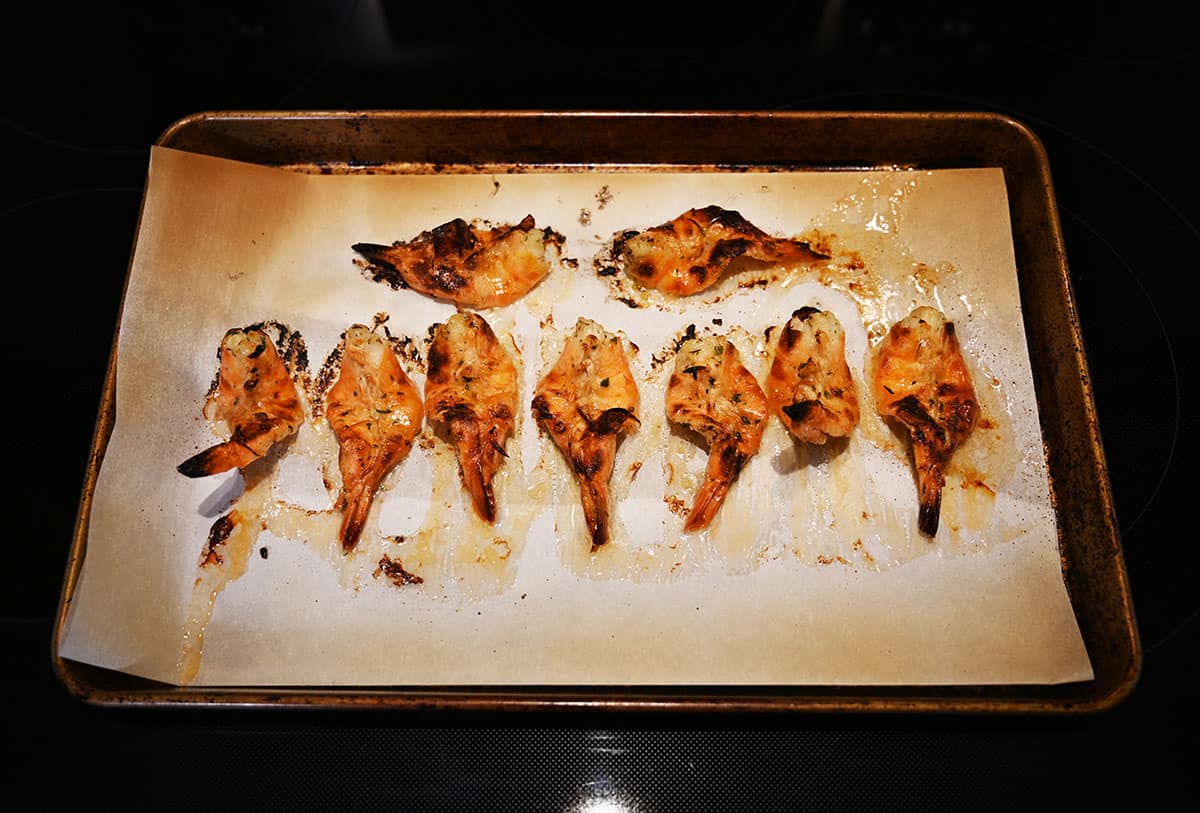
532 319 640 551
666 334 768 532
326 325 424 552
873 306 978 537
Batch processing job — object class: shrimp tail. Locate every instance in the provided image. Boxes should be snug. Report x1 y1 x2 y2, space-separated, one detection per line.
352 242 406 284
684 475 733 533
573 420 632 550
450 417 498 523
338 482 376 552
894 396 948 538
578 475 612 552
774 238 832 263
351 242 394 262
461 458 497 524
177 441 259 478
912 441 948 537
917 487 943 537
684 439 747 532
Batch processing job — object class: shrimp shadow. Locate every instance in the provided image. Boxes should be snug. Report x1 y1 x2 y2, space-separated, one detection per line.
770 434 853 475
667 419 711 456
197 474 244 518
426 416 456 449
194 433 300 518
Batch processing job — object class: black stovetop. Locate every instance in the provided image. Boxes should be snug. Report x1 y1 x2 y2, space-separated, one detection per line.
6 2 1195 808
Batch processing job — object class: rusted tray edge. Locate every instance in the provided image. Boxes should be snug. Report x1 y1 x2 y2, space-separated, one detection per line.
52 109 1140 714
55 662 1117 715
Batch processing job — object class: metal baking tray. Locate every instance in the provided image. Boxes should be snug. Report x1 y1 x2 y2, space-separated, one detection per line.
52 110 1140 713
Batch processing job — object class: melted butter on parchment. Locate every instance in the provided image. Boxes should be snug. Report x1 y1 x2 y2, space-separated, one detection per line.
547 325 782 582
177 456 277 685
388 325 535 602
176 413 393 684
395 424 535 601
536 324 666 580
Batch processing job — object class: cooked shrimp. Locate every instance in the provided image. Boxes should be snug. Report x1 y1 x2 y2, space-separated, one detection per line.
326 325 424 552
766 307 860 444
353 214 564 308
425 312 519 523
178 327 303 478
614 205 829 297
531 318 640 550
873 306 978 537
666 335 768 532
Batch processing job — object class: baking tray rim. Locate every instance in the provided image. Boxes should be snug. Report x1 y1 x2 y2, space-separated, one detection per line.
51 108 1142 714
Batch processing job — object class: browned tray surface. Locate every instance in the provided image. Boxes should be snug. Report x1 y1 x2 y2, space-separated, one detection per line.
52 110 1139 713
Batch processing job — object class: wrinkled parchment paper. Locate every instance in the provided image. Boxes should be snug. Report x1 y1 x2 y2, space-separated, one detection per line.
58 146 1093 686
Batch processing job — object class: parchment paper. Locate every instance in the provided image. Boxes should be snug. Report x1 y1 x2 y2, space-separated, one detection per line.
58 146 1094 686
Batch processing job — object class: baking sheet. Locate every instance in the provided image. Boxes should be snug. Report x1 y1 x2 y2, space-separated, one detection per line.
57 145 1093 687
